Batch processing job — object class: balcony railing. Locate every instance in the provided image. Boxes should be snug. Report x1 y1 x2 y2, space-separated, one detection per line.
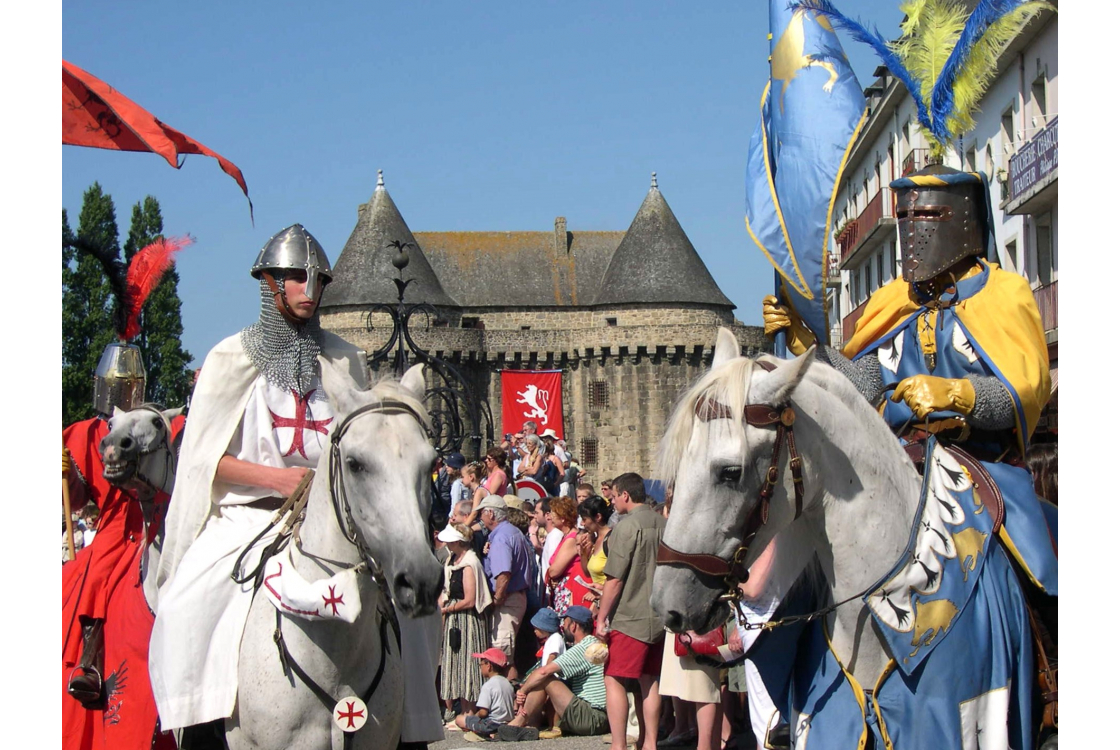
837 188 895 263
901 148 931 176
1033 280 1057 333
826 252 841 286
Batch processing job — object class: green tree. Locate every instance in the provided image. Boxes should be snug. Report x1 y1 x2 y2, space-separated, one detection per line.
62 184 118 424
123 197 193 407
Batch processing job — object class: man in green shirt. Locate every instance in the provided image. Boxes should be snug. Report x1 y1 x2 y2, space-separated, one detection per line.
595 473 666 750
508 606 609 737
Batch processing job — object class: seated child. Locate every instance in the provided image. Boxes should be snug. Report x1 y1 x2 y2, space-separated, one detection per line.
531 608 566 668
454 648 516 739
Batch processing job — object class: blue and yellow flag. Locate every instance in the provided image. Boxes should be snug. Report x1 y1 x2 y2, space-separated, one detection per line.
745 0 867 341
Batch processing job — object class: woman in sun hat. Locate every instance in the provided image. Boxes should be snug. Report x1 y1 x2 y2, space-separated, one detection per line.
437 523 492 725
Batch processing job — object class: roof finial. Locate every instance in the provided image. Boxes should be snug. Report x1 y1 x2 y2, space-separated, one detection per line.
651 172 658 189
376 169 385 190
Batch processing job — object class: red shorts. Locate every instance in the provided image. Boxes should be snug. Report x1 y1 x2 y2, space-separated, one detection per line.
604 630 663 679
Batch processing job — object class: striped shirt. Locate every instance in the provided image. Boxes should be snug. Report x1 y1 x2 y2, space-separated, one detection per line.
554 636 606 709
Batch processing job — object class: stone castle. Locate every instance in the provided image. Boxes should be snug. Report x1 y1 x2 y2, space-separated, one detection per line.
319 172 769 483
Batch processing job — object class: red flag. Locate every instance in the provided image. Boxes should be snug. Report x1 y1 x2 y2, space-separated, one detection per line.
62 59 252 219
502 370 564 439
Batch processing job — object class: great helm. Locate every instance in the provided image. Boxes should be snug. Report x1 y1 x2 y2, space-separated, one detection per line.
890 165 992 283
93 341 146 417
250 224 333 308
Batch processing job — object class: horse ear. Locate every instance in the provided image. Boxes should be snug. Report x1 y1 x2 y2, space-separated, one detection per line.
711 327 741 369
162 406 184 421
113 406 126 419
752 346 816 405
320 356 358 415
401 363 426 400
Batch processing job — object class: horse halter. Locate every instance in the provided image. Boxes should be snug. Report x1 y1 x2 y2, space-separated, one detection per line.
112 403 177 499
327 397 434 569
656 360 805 600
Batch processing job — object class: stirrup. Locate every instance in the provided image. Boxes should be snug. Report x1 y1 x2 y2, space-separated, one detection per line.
66 665 104 707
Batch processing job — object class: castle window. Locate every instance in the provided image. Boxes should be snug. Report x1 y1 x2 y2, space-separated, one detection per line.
589 380 610 409
461 317 480 329
521 325 531 331
581 438 599 468
606 317 617 327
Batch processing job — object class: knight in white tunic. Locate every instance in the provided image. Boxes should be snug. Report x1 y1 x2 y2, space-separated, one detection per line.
149 225 444 742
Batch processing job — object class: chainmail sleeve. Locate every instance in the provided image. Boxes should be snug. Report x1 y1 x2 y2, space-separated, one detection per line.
965 374 1016 431
817 345 883 404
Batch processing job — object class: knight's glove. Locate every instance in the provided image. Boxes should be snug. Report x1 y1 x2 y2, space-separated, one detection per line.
890 375 976 420
762 295 814 356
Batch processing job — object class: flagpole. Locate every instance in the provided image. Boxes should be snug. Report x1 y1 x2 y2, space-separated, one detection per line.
772 270 788 360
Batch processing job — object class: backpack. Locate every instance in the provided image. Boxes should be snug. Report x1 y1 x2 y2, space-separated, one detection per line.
534 457 559 493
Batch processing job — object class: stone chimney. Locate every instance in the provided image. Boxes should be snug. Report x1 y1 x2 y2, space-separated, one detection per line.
554 216 568 254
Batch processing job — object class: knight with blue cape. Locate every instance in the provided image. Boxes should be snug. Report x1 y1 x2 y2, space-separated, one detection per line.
754 0 1057 747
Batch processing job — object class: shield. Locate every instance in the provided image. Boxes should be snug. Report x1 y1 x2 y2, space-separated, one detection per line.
62 59 252 217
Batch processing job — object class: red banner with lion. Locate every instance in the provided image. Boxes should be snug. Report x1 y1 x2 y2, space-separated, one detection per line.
501 370 563 439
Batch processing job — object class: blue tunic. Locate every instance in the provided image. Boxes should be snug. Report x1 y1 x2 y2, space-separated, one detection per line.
852 265 1057 595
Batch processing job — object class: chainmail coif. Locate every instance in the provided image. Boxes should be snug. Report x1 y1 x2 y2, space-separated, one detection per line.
239 278 323 392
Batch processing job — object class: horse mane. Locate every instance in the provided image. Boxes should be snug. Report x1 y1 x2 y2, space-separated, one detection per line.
364 372 433 433
656 356 759 483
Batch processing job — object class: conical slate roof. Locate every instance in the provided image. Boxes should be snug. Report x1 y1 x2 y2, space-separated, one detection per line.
594 175 733 308
320 173 458 309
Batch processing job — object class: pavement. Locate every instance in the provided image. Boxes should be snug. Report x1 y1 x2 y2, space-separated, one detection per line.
430 727 757 750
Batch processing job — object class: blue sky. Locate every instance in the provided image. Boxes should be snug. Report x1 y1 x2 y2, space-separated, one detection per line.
63 1 904 366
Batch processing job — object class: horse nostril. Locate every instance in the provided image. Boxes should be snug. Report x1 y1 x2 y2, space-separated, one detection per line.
663 610 685 633
394 573 415 608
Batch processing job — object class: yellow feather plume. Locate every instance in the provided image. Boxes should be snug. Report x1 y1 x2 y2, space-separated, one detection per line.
946 2 1055 137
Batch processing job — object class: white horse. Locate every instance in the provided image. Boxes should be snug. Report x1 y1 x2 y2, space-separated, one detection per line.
101 403 183 609
652 328 1040 749
228 362 443 750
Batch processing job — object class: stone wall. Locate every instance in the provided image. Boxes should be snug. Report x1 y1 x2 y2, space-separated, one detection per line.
321 304 770 481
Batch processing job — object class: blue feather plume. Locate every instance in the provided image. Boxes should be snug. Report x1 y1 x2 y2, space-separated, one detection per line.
930 0 1021 135
791 0 933 133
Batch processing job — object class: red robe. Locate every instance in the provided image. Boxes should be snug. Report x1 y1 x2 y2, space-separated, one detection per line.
62 415 184 750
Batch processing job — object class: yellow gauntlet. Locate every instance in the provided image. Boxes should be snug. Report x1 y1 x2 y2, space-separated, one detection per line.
761 295 814 356
890 375 976 420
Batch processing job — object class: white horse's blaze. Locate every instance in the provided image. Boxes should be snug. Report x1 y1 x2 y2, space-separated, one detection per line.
868 444 971 632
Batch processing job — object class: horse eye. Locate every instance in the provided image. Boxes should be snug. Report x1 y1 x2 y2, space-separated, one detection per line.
718 466 742 485
345 456 365 474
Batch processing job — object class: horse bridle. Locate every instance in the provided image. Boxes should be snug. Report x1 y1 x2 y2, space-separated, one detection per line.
656 360 805 603
328 397 434 570
114 403 177 500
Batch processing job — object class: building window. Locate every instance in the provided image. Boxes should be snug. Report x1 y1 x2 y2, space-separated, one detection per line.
605 317 617 327
876 251 884 290
864 265 872 301
851 273 860 308
589 380 610 409
1005 238 1019 274
1031 74 1047 126
888 240 897 280
1000 107 1015 168
1036 213 1053 286
965 144 977 172
520 325 531 331
461 316 480 329
581 438 599 468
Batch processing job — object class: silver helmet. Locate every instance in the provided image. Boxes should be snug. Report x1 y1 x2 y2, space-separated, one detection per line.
250 224 333 303
93 342 146 417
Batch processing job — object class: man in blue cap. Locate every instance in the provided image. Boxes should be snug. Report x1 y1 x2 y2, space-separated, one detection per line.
508 605 609 738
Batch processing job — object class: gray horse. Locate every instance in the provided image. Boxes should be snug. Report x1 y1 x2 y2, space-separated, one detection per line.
228 362 443 750
652 328 1042 749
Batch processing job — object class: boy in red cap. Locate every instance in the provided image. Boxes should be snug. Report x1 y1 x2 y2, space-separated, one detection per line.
454 648 516 740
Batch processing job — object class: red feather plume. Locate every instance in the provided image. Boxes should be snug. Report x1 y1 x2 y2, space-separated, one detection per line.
123 235 193 341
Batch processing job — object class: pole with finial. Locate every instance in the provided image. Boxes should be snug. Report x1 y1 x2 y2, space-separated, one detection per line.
376 169 385 190
651 172 658 189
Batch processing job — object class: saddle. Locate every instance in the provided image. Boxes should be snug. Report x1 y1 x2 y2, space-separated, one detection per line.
902 434 1057 736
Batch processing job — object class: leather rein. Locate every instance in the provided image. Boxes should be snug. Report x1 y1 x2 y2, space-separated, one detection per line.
656 360 805 607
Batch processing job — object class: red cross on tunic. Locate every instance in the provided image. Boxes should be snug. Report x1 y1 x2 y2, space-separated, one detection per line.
322 585 345 616
269 389 333 459
337 701 365 728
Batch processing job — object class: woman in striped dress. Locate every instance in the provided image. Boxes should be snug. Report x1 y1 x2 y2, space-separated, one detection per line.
438 523 492 726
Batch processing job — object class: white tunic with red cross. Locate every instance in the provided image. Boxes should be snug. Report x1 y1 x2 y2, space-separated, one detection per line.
150 374 338 730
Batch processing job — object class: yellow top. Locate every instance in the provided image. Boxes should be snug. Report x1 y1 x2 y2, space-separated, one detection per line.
587 547 608 585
